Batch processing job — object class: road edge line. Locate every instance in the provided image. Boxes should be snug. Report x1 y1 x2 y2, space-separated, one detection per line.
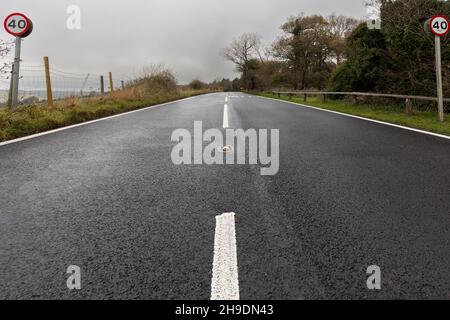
257 95 450 140
0 94 211 147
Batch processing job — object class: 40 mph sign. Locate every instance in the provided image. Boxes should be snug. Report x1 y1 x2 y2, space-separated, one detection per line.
430 15 449 37
4 13 33 38
3 12 34 110
427 15 448 123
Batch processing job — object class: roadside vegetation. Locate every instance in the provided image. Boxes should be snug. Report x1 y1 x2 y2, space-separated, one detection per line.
258 92 450 136
0 66 215 142
224 0 449 125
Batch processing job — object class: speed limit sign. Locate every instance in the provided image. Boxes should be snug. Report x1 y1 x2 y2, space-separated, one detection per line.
430 15 449 37
4 13 33 38
3 13 34 109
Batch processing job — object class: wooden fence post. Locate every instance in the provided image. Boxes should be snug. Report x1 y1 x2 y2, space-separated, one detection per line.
405 98 413 116
100 76 105 98
43 56 53 106
109 72 114 94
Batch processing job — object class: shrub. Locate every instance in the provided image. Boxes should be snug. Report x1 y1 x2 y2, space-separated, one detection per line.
189 79 206 90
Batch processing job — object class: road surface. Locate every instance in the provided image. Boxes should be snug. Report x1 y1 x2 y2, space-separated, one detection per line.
0 92 449 299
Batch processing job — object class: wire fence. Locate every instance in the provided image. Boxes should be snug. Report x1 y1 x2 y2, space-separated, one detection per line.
0 60 128 105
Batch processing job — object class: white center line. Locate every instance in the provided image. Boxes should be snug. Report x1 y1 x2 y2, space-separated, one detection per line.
223 103 229 129
211 212 240 300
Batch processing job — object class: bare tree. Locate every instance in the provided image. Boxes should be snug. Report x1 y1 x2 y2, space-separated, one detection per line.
364 0 381 18
327 15 359 65
0 40 13 77
222 33 262 73
328 14 359 39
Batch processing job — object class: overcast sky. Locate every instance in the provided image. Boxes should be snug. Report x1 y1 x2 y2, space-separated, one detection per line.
1 0 367 85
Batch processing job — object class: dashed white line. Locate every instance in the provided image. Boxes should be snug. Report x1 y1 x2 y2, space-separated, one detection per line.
223 104 229 129
211 212 239 300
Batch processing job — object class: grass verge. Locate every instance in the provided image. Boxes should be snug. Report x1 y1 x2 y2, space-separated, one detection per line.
256 93 450 137
0 89 213 142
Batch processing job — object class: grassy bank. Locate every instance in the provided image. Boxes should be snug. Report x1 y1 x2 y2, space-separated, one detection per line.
0 89 213 142
257 93 450 137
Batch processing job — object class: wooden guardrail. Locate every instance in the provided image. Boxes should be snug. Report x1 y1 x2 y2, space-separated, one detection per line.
268 91 450 115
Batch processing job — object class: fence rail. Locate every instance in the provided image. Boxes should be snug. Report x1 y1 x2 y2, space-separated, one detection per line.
268 90 449 117
268 91 450 103
1 56 128 107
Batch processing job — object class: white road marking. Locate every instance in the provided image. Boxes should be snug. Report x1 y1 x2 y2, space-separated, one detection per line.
259 95 450 140
211 212 239 300
0 95 209 147
225 96 229 103
223 103 229 129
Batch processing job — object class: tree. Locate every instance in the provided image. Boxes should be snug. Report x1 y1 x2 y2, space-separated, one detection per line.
379 0 450 96
222 33 263 89
330 23 390 92
327 15 359 65
272 14 333 90
221 14 369 91
189 79 206 90
0 40 13 78
252 60 288 90
222 33 263 70
330 0 450 98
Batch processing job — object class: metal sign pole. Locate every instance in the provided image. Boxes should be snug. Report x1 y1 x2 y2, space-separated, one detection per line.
435 35 444 123
11 36 22 109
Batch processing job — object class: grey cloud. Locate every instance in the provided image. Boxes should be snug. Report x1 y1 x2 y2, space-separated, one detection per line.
1 0 367 84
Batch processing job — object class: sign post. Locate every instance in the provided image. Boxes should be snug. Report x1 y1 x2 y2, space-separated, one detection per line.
3 13 33 110
11 36 22 109
429 15 449 122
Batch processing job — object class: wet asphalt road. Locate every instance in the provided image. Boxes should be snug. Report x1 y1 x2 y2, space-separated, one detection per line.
0 92 449 300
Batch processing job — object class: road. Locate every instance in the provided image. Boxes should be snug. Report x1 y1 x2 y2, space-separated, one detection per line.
0 92 449 300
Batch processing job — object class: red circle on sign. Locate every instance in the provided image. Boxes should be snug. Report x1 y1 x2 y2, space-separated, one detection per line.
430 15 449 37
4 13 31 37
